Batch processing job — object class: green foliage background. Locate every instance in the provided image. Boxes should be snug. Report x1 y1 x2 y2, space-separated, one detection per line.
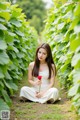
16 0 47 34
0 2 38 110
43 0 80 115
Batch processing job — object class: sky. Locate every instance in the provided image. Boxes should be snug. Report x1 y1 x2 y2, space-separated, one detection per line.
43 0 53 8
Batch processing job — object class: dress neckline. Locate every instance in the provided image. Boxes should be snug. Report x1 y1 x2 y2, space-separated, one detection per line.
39 69 49 73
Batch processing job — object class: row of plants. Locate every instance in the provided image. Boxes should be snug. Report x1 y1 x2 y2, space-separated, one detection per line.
0 2 38 110
43 0 80 115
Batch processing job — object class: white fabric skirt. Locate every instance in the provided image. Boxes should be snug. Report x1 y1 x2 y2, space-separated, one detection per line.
20 86 59 103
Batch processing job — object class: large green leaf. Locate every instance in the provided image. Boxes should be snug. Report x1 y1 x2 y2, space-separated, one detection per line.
0 51 10 65
69 17 79 30
71 53 80 67
7 81 18 91
8 31 16 36
0 40 7 50
74 25 80 34
3 78 18 90
0 67 4 79
7 45 19 53
74 3 80 16
5 71 12 80
0 30 4 40
1 89 12 106
0 99 10 111
68 84 80 96
15 30 24 37
10 18 22 27
73 69 80 83
0 11 10 21
57 22 65 30
70 38 80 51
0 2 8 9
0 81 4 89
17 52 25 58
5 33 14 43
73 93 80 101
0 23 7 30
0 17 5 22
62 11 73 20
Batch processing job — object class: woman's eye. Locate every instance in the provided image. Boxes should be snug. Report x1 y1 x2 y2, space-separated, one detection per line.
39 51 41 53
43 53 46 55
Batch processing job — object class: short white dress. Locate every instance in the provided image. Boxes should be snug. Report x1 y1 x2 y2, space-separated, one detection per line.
20 69 59 103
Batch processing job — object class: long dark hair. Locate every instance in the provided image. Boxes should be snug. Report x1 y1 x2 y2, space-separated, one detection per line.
32 43 56 79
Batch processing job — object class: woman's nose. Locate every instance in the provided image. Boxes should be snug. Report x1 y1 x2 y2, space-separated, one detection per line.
40 54 43 57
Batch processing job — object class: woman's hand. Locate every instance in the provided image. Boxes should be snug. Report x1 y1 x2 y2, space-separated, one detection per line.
35 91 45 98
34 80 42 86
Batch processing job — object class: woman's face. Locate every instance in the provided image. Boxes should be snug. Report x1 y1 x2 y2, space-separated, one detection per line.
37 48 47 62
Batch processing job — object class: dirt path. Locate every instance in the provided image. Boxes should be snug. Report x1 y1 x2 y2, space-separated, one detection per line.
10 77 79 120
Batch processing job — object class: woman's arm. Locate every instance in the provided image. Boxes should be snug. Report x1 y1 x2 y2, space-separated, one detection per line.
28 62 41 86
44 64 55 90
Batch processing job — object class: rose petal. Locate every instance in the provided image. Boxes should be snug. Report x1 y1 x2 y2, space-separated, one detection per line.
37 76 42 80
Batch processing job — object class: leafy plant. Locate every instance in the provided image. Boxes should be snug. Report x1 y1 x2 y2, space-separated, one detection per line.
0 2 38 110
43 0 80 115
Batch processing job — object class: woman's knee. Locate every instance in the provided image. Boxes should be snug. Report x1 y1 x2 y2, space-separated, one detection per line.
51 87 59 93
21 86 28 92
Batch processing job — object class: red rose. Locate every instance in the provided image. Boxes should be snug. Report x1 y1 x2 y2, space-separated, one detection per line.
37 76 42 80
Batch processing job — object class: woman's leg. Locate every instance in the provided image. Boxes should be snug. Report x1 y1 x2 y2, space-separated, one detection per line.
39 87 59 104
20 86 38 102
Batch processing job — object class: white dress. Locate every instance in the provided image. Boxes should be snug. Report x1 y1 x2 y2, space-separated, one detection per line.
20 69 59 103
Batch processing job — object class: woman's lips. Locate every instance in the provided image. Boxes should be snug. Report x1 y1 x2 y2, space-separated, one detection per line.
39 57 42 59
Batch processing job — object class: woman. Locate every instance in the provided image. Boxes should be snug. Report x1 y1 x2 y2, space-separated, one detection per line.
20 43 60 103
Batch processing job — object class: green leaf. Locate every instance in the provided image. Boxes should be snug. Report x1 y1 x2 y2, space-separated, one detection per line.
57 22 65 30
60 64 68 72
3 79 11 89
0 23 7 30
5 71 12 80
7 82 18 91
0 40 7 50
0 81 4 88
73 69 80 83
0 30 4 40
62 11 73 20
13 46 19 53
5 34 14 43
0 51 10 65
3 78 18 91
70 33 76 42
69 17 79 30
0 11 10 21
7 45 19 53
0 2 7 10
74 4 80 16
0 17 5 22
73 94 80 101
70 38 80 51
74 25 80 34
17 52 25 58
1 89 12 106
71 53 80 67
0 67 4 79
15 30 24 37
8 31 16 36
68 84 80 96
10 18 22 27
0 99 10 111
